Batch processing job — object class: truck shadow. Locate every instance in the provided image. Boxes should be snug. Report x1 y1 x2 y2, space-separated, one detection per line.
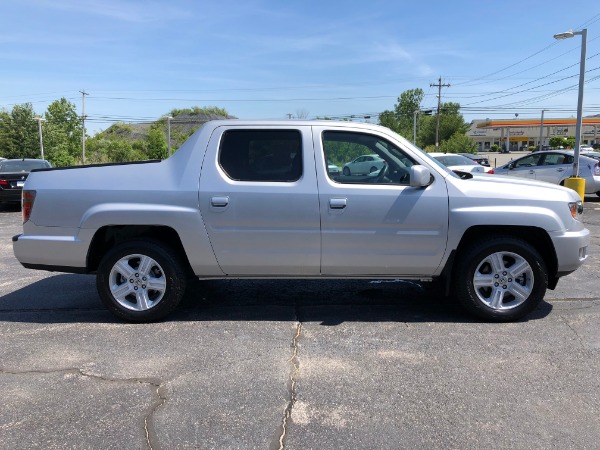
0 275 552 325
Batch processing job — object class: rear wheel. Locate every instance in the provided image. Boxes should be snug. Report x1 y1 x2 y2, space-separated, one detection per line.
454 236 547 321
96 240 187 322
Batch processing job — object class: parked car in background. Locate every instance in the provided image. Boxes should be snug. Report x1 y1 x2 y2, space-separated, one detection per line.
581 151 600 162
327 161 341 176
342 154 385 176
0 159 52 203
458 153 492 172
490 150 600 196
429 153 486 173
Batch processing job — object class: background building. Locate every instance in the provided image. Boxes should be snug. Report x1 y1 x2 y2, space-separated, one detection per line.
468 116 600 151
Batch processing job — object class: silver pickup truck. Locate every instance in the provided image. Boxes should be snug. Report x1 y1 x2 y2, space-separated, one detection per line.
12 120 589 322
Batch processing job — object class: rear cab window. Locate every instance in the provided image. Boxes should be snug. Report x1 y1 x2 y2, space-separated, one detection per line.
218 130 302 182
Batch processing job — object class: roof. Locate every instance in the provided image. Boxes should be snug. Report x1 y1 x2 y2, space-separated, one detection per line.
476 117 600 128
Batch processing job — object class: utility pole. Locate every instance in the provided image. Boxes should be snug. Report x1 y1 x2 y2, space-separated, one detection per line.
539 109 547 150
164 116 173 156
430 77 450 151
80 90 88 164
34 116 45 160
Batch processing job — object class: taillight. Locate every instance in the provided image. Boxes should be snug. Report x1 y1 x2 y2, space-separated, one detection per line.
22 190 36 223
488 168 495 174
0 179 9 187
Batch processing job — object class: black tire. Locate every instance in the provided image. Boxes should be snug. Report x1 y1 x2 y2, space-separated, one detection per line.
96 240 188 322
343 167 351 176
454 236 547 322
369 165 378 173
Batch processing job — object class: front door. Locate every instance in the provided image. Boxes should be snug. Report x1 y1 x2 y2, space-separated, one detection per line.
314 127 449 276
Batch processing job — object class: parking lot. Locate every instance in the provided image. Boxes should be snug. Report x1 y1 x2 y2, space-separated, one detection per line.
1 196 599 449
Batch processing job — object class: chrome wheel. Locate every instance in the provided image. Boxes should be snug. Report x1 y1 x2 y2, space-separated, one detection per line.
108 253 167 311
472 251 534 311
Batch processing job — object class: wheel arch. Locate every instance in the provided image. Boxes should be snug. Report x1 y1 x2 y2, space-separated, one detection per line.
87 225 193 275
440 225 559 294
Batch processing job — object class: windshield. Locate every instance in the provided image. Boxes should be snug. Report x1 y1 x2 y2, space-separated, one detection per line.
434 155 478 166
0 160 50 172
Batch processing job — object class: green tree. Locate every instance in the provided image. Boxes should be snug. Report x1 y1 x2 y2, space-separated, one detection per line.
418 102 468 148
44 98 82 166
0 103 39 158
146 125 168 159
439 132 478 153
378 88 425 138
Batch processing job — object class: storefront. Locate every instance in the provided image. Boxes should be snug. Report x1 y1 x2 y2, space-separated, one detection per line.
468 117 600 151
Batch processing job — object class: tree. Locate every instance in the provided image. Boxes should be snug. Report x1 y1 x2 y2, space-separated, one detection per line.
439 132 478 153
378 88 428 142
0 103 39 159
146 125 168 159
418 102 468 148
44 98 82 166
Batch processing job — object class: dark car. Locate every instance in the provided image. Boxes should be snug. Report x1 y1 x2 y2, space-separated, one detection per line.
0 158 52 203
458 153 491 168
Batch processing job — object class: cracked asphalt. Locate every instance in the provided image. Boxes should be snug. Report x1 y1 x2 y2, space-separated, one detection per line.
1 197 599 449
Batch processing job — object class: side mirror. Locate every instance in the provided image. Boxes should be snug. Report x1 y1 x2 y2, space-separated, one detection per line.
410 165 431 187
507 162 515 170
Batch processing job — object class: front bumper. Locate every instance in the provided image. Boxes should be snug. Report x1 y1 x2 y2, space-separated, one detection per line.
550 227 590 274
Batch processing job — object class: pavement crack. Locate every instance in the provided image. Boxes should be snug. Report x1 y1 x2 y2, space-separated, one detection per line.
559 315 588 351
273 320 302 450
0 366 164 450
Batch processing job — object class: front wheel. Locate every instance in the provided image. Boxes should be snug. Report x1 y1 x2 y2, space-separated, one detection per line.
96 240 188 322
454 236 547 321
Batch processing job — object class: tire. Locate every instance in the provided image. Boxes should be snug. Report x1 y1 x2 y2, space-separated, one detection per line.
96 240 188 322
343 167 351 176
370 165 378 173
454 236 547 322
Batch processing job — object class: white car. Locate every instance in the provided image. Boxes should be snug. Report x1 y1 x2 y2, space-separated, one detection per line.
429 153 486 173
490 150 600 196
342 154 385 176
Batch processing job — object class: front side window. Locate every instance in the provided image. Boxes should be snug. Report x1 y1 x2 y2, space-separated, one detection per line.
322 131 415 185
219 130 302 182
514 154 543 168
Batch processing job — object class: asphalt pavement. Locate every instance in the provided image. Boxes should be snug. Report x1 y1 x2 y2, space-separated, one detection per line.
1 197 599 450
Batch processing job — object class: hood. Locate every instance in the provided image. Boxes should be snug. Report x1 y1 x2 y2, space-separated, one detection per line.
448 172 580 202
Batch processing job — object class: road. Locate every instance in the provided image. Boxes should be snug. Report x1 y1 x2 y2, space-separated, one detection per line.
1 197 599 449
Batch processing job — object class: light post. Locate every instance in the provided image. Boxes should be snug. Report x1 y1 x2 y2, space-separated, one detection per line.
413 109 432 145
162 116 173 156
538 109 547 151
554 28 587 198
34 116 45 160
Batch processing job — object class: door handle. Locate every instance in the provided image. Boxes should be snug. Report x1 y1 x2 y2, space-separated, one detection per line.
211 196 229 207
329 198 347 209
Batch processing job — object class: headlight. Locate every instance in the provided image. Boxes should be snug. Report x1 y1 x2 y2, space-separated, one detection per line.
568 200 583 218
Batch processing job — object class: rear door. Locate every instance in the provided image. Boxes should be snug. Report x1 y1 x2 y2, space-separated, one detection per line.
536 152 572 184
199 126 321 276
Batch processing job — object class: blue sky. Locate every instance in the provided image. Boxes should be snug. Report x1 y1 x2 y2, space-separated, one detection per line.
1 0 599 134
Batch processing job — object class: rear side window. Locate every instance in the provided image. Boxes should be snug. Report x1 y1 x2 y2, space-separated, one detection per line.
219 130 302 182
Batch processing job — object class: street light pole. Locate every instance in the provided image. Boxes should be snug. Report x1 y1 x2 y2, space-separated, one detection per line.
538 109 547 151
34 117 45 160
554 28 587 197
413 110 418 144
166 116 172 156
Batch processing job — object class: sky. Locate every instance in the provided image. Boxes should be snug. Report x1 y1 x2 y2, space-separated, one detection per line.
1 0 600 135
